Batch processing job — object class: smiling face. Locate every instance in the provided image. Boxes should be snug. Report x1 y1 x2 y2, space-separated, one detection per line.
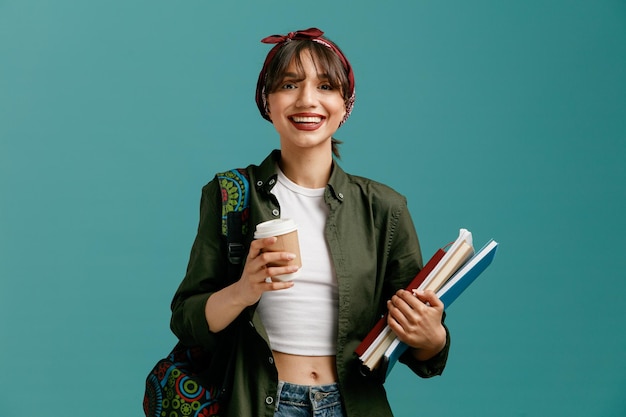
266 51 346 155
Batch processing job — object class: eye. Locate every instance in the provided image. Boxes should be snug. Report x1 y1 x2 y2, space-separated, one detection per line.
319 84 334 91
280 82 297 90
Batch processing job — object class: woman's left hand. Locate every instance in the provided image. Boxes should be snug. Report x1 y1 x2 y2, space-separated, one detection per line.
387 289 447 361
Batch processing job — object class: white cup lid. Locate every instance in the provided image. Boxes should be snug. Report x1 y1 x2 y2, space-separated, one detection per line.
254 218 297 239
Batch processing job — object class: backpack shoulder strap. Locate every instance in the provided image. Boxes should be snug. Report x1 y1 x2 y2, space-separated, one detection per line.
216 168 250 281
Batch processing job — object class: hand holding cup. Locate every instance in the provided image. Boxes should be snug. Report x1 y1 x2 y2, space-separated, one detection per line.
253 219 302 281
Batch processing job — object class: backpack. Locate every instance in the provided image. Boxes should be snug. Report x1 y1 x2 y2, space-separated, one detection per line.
143 168 250 417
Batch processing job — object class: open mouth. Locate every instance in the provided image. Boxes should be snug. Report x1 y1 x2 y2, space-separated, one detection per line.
290 116 323 124
289 115 325 130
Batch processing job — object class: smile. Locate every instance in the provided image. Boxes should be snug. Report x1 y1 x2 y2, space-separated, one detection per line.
291 116 323 123
288 114 325 131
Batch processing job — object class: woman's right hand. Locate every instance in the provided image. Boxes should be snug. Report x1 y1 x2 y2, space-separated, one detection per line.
234 236 298 307
204 236 298 332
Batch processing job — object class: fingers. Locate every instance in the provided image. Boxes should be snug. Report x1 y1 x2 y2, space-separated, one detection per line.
390 290 427 314
386 289 442 329
264 264 300 281
253 251 299 279
263 278 295 291
248 236 277 260
248 237 297 264
411 289 444 310
245 237 299 285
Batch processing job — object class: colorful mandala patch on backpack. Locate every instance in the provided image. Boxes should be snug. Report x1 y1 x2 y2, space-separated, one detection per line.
143 345 223 417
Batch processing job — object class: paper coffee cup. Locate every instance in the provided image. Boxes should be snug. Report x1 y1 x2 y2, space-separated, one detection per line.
254 218 301 281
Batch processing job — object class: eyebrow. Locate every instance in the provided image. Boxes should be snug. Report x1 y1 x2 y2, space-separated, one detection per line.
281 71 331 81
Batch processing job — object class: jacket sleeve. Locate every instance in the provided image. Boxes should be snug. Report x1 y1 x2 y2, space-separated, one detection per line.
385 199 451 378
170 179 229 349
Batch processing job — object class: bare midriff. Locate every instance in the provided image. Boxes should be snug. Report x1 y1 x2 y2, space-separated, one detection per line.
272 351 338 385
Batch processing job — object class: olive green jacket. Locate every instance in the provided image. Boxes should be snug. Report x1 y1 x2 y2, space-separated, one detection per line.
171 150 449 417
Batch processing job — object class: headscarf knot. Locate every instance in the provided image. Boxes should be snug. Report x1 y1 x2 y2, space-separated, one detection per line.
261 28 325 44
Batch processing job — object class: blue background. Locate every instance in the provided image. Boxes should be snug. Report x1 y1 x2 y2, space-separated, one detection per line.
1 1 625 416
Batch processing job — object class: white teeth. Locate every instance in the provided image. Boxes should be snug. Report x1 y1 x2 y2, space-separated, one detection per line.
291 116 322 123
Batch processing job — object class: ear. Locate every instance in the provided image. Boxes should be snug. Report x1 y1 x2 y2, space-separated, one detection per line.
265 99 271 120
339 106 347 125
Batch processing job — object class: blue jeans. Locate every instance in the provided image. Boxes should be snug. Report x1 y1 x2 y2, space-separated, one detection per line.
274 381 346 417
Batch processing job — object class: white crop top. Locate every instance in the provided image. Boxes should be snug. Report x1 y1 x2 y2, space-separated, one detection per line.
256 169 339 356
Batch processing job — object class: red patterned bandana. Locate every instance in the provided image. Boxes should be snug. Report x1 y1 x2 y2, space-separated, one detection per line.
255 28 355 126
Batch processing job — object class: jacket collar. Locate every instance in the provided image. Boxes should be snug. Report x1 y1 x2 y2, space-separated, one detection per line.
255 149 347 204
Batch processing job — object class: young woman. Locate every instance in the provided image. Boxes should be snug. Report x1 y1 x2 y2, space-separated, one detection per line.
171 28 450 417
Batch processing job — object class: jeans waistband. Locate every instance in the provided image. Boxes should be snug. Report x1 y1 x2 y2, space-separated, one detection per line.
276 380 342 411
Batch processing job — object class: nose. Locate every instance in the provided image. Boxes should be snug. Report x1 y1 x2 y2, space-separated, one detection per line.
296 83 316 107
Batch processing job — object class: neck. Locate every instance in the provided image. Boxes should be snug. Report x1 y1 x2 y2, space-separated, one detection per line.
278 147 333 189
